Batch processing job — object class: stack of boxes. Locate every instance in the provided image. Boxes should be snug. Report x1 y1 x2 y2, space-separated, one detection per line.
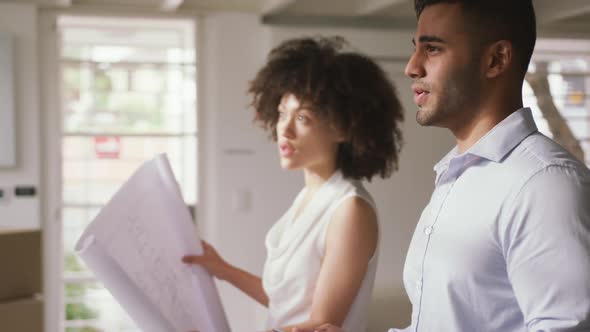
0 229 43 331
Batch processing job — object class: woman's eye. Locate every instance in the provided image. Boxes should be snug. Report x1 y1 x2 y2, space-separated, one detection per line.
297 115 308 122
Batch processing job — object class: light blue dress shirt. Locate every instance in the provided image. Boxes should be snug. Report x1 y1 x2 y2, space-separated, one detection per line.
391 108 590 332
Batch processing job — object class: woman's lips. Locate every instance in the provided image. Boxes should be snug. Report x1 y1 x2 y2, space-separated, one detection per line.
279 142 295 157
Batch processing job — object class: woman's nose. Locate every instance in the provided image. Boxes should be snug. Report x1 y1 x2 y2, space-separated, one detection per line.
277 115 295 139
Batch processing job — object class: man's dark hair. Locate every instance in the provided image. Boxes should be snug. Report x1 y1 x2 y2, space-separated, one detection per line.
415 0 536 80
249 37 404 181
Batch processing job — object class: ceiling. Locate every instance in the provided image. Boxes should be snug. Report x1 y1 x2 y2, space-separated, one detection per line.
3 0 590 38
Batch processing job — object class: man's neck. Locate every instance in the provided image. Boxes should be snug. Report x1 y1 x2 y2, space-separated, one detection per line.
452 98 523 154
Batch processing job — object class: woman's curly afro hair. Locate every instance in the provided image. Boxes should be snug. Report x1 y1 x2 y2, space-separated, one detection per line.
249 36 404 181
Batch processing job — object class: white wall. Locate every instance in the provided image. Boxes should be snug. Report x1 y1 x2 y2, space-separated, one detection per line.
0 3 40 230
199 17 455 331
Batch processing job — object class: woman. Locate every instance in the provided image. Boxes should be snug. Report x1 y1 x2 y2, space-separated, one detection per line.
182 36 403 331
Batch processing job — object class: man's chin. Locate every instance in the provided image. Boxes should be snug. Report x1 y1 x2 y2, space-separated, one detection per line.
416 109 435 126
416 109 447 128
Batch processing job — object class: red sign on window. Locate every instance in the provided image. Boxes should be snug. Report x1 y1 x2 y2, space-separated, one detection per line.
94 136 121 159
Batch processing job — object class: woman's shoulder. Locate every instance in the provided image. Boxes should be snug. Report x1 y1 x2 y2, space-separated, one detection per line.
332 195 377 226
324 195 379 259
336 177 375 211
327 178 378 238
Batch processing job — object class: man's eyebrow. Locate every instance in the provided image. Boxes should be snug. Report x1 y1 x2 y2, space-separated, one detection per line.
412 35 446 45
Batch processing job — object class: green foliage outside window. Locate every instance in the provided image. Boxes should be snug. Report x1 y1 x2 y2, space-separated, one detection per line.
62 65 173 133
66 327 101 332
64 252 99 322
65 303 99 321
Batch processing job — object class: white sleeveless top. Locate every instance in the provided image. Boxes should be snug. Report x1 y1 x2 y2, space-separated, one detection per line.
262 170 379 331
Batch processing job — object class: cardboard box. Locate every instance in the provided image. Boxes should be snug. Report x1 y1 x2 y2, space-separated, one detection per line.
0 297 43 331
0 229 41 301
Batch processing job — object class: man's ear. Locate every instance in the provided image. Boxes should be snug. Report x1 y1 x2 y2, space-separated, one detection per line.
485 40 513 79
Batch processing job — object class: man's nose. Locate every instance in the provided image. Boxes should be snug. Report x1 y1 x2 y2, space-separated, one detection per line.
405 52 425 79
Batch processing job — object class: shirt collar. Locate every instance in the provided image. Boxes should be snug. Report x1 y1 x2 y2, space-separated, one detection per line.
433 146 458 176
434 107 538 177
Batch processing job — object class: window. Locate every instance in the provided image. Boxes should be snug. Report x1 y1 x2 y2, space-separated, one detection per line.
58 16 197 331
524 38 590 166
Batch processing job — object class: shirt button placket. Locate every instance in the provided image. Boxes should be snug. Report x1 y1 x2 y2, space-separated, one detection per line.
415 178 455 332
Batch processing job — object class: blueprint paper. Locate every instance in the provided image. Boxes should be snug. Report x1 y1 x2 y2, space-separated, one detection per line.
75 154 230 332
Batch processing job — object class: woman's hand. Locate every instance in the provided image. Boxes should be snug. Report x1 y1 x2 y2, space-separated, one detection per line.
182 241 230 280
292 324 345 332
184 241 269 306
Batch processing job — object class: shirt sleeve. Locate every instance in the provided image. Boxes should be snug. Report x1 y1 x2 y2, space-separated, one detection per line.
502 164 590 331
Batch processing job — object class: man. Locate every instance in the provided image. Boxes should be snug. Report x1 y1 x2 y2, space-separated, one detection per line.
296 0 590 331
